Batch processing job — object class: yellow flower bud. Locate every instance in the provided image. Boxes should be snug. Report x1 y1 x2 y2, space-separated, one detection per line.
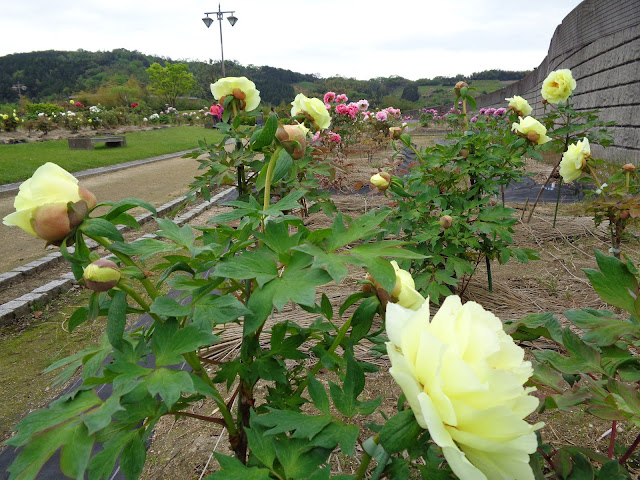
83 259 121 292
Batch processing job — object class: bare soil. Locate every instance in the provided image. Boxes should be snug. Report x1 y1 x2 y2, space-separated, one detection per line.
1 132 638 478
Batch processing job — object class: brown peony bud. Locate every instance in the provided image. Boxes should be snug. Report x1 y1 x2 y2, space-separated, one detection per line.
276 124 308 160
622 163 637 172
439 215 453 229
389 127 402 139
460 148 469 159
454 81 469 95
83 258 121 292
620 210 631 220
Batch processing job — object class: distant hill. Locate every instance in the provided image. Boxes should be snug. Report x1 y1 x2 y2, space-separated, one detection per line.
0 49 530 109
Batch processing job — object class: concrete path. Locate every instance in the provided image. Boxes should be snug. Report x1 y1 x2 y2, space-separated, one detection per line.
0 151 204 274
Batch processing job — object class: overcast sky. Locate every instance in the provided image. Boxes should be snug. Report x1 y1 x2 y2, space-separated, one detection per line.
1 0 584 80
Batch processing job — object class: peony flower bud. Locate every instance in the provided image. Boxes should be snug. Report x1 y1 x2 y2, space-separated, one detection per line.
276 124 309 160
370 172 391 190
622 163 636 172
83 259 121 292
389 261 425 311
620 210 631 220
454 81 469 96
439 215 453 229
3 163 96 244
459 148 469 159
389 127 402 139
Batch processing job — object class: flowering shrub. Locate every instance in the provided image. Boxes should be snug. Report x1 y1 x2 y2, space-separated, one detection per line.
5 74 639 480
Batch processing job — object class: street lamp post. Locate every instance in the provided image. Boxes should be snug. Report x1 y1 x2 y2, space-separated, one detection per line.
202 4 238 77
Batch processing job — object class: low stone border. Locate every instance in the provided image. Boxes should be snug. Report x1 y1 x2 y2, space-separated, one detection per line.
0 187 235 326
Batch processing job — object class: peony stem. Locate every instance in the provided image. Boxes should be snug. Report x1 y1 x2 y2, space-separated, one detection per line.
609 420 617 459
263 147 282 214
166 411 227 426
586 163 603 190
462 99 469 131
619 431 640 465
552 177 563 228
183 351 237 436
537 447 556 471
291 315 353 401
86 234 159 301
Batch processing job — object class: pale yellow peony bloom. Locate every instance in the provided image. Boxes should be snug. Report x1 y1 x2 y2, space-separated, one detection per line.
390 260 424 310
291 94 331 130
511 116 551 145
386 295 543 480
2 162 96 242
559 138 590 182
370 172 391 190
210 76 261 111
506 95 532 116
541 69 576 104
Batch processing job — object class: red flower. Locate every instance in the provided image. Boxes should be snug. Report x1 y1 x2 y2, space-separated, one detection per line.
130 102 139 108
75 102 84 107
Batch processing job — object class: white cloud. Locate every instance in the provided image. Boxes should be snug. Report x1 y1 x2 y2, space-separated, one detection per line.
0 0 583 80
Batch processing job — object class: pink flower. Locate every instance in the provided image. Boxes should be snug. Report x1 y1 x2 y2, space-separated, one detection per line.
312 131 321 142
336 104 350 116
376 111 388 122
494 107 507 116
325 103 332 111
356 99 369 111
335 94 348 103
328 132 341 143
324 92 336 103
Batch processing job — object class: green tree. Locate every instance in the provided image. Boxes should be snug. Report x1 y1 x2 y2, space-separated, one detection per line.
146 61 195 107
401 83 419 102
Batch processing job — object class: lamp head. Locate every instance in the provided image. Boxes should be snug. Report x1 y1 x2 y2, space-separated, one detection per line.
227 14 238 26
202 16 214 28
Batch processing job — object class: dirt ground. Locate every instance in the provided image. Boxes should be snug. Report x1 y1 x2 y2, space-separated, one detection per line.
1 132 639 478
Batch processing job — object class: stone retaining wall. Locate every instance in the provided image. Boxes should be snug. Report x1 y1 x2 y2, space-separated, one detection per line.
475 0 640 163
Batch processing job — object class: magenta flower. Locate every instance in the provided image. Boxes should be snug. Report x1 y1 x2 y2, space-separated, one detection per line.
335 94 348 103
324 92 336 104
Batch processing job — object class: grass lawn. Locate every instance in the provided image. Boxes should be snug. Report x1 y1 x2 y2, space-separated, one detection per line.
0 126 224 184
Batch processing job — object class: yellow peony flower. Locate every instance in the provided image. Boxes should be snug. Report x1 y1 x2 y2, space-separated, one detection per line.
370 172 391 190
291 94 331 130
541 69 576 104
506 96 532 116
2 163 96 243
386 295 543 480
390 260 424 310
559 138 590 182
511 116 551 145
210 76 261 111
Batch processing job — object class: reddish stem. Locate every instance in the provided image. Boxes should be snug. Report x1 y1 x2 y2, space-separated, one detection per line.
609 420 617 459
619 431 640 465
537 447 556 471
167 411 227 426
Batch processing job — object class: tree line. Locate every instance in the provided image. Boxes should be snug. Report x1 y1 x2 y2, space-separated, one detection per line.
0 49 530 107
